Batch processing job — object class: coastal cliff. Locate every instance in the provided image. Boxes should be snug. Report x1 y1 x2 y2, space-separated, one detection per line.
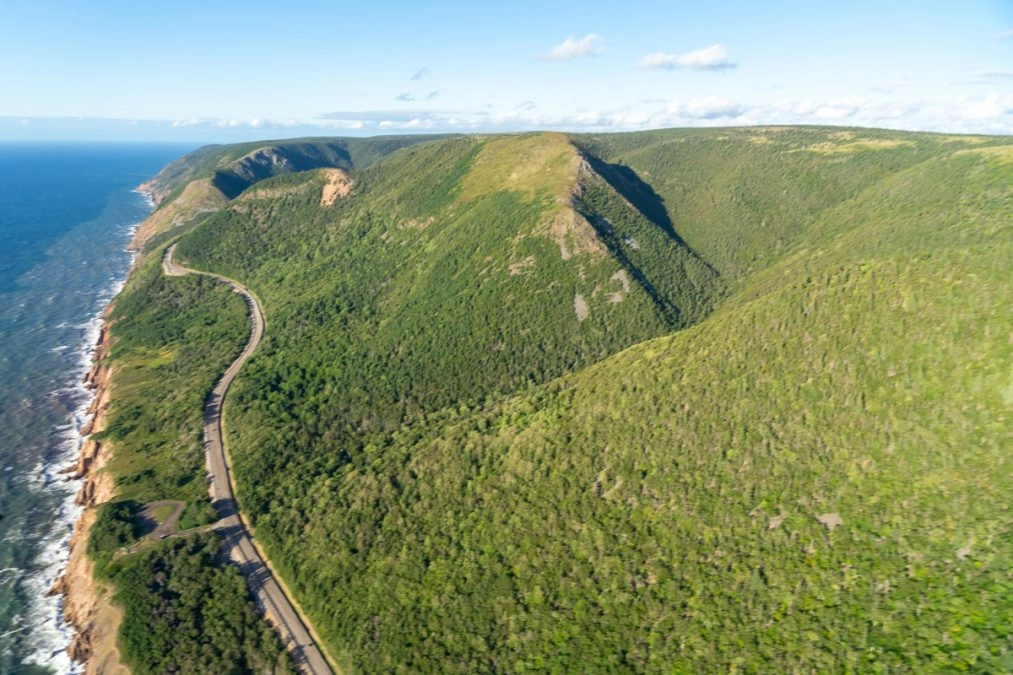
55 317 129 674
130 179 227 249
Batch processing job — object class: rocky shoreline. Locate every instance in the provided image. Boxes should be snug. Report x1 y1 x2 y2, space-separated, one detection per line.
51 312 129 674
57 187 162 674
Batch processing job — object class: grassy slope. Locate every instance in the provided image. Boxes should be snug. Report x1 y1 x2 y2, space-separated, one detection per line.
141 128 1009 671
84 135 472 673
174 133 717 473
172 131 721 666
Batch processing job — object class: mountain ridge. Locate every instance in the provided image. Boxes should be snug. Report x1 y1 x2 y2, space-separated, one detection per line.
88 126 1010 672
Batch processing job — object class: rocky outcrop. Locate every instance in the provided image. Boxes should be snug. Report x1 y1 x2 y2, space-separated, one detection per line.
58 307 128 675
320 168 354 206
228 147 295 184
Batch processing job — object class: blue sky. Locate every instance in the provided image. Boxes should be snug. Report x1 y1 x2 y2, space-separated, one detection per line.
1 0 1010 141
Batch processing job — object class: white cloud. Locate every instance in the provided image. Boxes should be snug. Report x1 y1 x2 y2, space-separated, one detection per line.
640 44 736 71
396 93 415 101
167 117 302 130
410 67 430 80
542 34 604 61
976 70 1013 80
639 52 678 69
671 96 745 119
10 94 1011 143
322 91 1013 135
996 29 1013 39
870 75 910 94
378 117 435 130
958 93 1013 120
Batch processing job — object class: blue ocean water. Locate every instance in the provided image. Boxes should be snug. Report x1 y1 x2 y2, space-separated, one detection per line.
0 143 191 674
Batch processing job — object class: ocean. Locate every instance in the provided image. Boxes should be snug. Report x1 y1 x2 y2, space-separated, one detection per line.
0 142 191 674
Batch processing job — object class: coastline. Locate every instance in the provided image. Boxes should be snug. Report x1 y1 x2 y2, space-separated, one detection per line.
52 314 128 674
56 189 156 674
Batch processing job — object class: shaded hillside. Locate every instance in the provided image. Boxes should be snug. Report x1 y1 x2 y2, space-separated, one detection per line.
575 126 999 287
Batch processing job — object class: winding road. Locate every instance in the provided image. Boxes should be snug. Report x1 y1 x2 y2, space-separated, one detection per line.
163 244 334 675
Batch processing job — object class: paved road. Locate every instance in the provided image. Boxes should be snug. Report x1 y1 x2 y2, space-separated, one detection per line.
163 244 334 675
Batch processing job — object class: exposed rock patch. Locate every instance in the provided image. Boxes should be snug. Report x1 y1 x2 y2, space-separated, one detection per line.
320 168 354 206
816 512 843 531
607 269 631 303
509 255 536 276
229 147 294 183
768 510 789 530
574 293 590 321
547 208 606 261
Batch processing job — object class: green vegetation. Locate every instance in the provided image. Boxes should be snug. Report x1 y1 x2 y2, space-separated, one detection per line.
83 133 472 674
109 127 1010 671
173 134 720 533
143 135 454 206
88 500 141 558
97 253 247 526
87 247 281 667
86 253 295 670
107 534 294 674
574 126 990 286
322 247 1009 671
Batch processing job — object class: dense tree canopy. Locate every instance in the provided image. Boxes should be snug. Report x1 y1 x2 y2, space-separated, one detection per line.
101 128 1012 672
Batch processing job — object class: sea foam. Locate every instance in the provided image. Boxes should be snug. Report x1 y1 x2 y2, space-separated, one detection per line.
22 214 142 674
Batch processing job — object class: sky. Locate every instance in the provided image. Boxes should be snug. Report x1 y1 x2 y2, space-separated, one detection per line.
1 0 1011 141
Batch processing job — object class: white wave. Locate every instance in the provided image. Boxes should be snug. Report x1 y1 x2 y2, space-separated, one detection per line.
20 375 92 672
135 188 156 211
23 189 152 674
20 448 82 673
22 517 82 674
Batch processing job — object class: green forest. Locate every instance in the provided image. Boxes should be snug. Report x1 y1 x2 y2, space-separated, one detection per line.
103 533 294 674
98 127 1011 672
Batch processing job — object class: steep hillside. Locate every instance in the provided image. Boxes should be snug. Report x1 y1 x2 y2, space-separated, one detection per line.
175 133 720 448
575 126 998 287
139 135 450 205
301 138 1010 671
131 177 227 250
110 128 1010 672
135 135 452 249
